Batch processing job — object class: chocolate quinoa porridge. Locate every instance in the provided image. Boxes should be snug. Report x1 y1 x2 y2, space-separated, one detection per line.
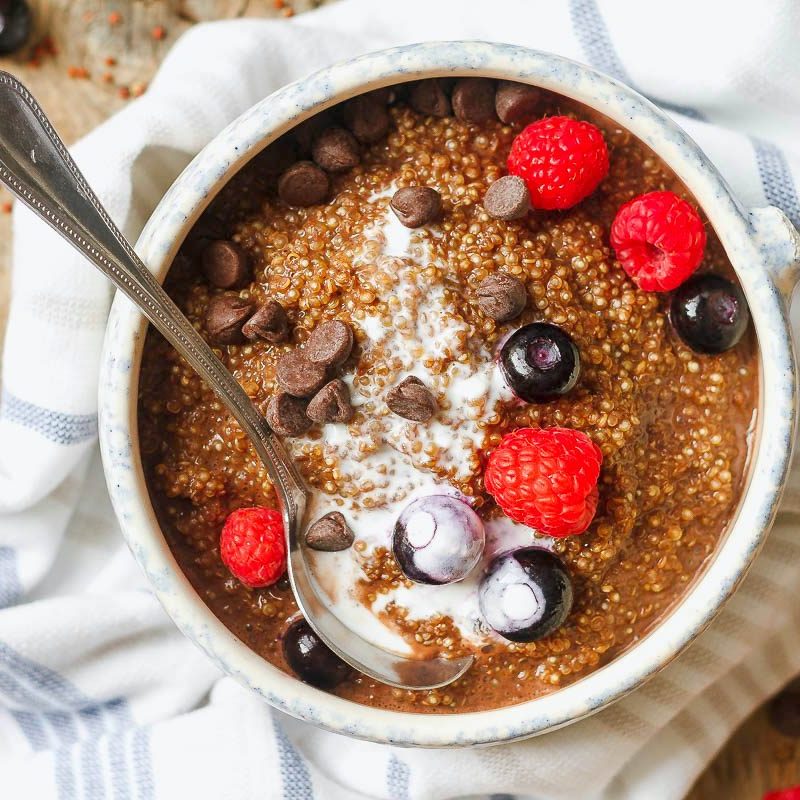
138 78 757 713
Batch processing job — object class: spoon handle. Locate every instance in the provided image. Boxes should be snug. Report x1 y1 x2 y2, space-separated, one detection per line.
0 71 308 530
0 71 475 690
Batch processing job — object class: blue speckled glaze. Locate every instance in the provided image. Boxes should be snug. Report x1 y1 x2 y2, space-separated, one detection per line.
99 42 800 748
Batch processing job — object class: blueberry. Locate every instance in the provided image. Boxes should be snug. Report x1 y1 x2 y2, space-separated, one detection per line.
499 322 580 402
0 1 32 56
670 274 750 355
282 618 351 690
768 689 800 737
479 547 573 642
393 494 485 585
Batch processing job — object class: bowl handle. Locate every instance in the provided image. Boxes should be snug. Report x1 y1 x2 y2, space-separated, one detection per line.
748 206 800 304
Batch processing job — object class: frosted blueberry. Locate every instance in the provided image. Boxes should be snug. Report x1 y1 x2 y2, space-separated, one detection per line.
479 547 573 642
392 494 485 585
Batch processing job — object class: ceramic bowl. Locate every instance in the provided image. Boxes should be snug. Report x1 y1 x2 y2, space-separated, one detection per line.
99 41 800 747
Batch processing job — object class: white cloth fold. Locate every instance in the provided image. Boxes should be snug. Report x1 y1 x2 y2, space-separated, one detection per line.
1 1 800 798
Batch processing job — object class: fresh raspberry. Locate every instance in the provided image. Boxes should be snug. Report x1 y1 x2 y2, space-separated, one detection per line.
610 190 706 292
220 507 286 588
484 427 602 538
507 116 609 210
764 788 800 800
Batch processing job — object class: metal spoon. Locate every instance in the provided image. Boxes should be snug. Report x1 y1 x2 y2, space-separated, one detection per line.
0 72 473 690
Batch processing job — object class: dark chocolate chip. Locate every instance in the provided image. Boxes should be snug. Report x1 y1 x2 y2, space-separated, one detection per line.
201 240 251 289
305 320 354 367
483 175 530 221
250 136 298 178
311 127 360 173
769 691 800 737
342 93 391 144
386 376 437 422
369 86 394 105
265 392 312 437
408 80 452 118
307 379 354 424
292 112 332 156
205 294 255 345
305 512 354 552
495 81 542 124
277 161 330 207
390 186 442 228
451 78 497 123
476 273 527 323
242 300 290 343
275 350 327 398
187 216 228 257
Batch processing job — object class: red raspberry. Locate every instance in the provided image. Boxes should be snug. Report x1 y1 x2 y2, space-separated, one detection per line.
610 190 706 292
484 427 602 538
507 116 609 210
764 788 800 800
220 507 286 588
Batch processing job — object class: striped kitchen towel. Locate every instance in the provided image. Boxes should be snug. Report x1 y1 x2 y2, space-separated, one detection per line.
1 0 800 798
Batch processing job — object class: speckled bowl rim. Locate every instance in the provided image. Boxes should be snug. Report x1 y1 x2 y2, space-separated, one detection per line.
99 41 799 748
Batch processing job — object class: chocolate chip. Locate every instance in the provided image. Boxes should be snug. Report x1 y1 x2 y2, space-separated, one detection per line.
307 379 354 424
311 127 360 173
187 216 228 256
205 294 254 345
201 240 251 289
277 161 330 207
483 175 530 221
495 81 542 124
292 112 332 156
342 93 390 144
305 320 354 367
250 136 298 178
305 512 354 552
390 187 442 228
369 86 394 105
769 691 800 737
386 376 437 422
408 80 451 118
242 300 290 343
451 78 497 123
275 350 327 398
477 273 527 323
265 392 312 437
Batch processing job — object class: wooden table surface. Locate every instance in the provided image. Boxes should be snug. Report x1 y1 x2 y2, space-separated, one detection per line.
0 2 798 797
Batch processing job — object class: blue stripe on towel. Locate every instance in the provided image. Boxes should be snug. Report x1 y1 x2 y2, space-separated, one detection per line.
78 706 107 799
107 733 131 800
0 668 63 711
386 754 411 800
568 0 705 120
0 641 152 800
0 642 82 706
272 714 314 799
46 710 80 800
131 727 155 800
0 390 97 446
1 668 76 795
752 137 800 228
0 546 23 608
106 699 134 800
568 0 630 82
11 708 50 750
